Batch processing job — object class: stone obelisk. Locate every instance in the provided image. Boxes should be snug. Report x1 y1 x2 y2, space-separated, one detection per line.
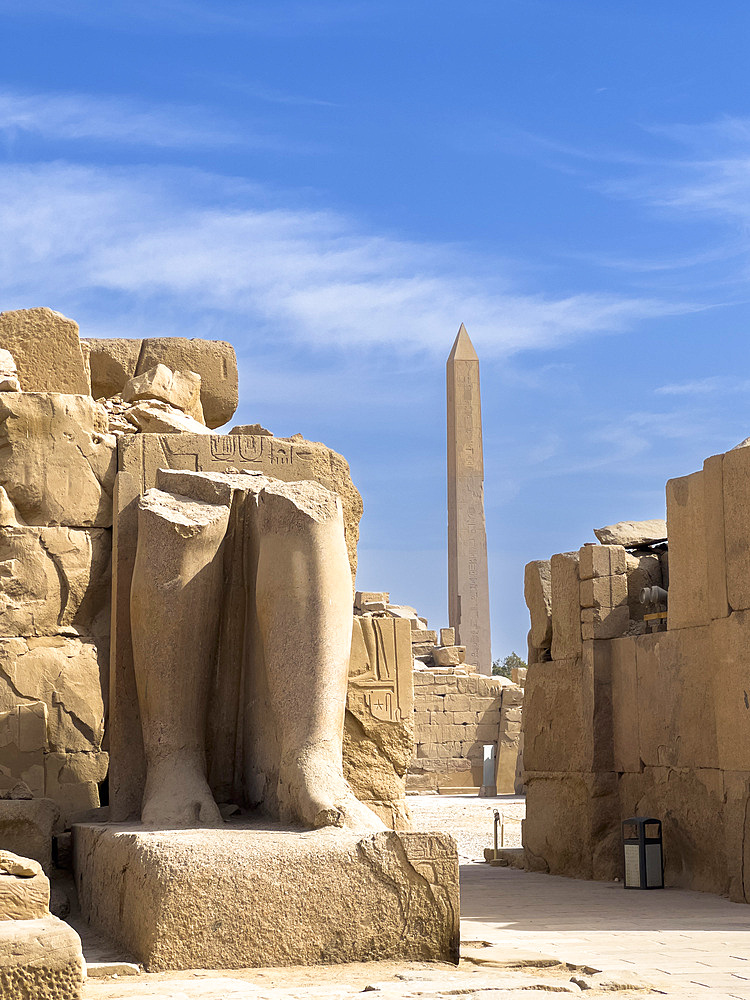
447 324 491 675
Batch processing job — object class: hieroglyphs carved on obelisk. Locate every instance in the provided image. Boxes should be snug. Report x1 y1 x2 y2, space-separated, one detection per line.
446 324 491 675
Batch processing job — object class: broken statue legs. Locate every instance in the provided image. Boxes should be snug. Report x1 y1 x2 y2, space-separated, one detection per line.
131 490 229 827
255 482 384 832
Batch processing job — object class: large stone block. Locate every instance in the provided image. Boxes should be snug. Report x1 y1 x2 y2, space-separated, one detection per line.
0 701 47 796
550 552 581 660
74 823 459 971
0 526 111 638
345 616 414 830
712 611 750 771
0 394 116 527
522 659 588 773
0 799 58 870
84 338 143 400
0 915 83 999
703 453 730 620
524 560 552 651
608 638 640 773
634 627 716 770
136 337 238 429
666 470 709 629
522 771 620 881
619 765 727 895
578 544 626 581
721 445 750 613
0 637 105 754
0 308 90 395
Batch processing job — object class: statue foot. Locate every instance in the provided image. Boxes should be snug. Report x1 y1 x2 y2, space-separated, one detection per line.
141 754 223 828
279 743 386 833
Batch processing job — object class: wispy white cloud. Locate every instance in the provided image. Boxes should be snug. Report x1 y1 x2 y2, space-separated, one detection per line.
656 376 750 396
0 161 691 358
0 90 277 150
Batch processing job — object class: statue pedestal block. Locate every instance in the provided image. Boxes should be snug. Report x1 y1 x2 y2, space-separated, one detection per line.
73 821 459 972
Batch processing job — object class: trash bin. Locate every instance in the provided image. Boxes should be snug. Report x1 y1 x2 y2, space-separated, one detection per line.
622 816 663 889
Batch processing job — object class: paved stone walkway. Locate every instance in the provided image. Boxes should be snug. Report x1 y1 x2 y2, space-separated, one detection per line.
462 864 750 999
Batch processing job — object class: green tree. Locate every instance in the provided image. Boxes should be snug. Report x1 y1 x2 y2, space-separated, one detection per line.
492 651 526 679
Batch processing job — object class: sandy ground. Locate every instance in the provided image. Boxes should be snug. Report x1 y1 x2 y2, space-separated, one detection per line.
407 793 524 863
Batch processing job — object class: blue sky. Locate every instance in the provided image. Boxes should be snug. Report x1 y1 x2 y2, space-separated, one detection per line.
1 1 749 659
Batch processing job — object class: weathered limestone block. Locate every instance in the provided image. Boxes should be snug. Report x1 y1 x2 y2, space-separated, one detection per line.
0 526 111 638
0 394 116 526
125 399 211 435
75 824 459 971
45 751 109 826
550 552 581 660
579 575 627 609
0 308 90 395
524 559 552 651
0 851 49 920
594 519 667 547
523 771 620 881
0 799 58 870
666 470 709 629
432 645 466 667
580 604 629 641
122 363 204 423
619 766 727 894
0 915 84 999
0 702 47 797
578 543 626 581
703 452 730 620
345 616 414 830
355 591 389 608
136 337 238 429
440 627 455 646
0 637 105 754
84 338 143 401
721 445 750 613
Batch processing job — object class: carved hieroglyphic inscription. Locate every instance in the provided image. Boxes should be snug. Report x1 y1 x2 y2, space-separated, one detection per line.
446 325 491 674
348 616 413 726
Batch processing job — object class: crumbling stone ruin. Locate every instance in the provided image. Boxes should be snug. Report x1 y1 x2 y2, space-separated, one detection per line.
0 307 460 986
349 591 524 798
522 450 750 902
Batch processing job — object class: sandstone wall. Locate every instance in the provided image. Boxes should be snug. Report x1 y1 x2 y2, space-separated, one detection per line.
407 667 522 794
522 444 750 902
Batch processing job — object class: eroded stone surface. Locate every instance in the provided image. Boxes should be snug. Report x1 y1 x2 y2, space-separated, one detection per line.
345 616 414 830
0 393 116 526
85 339 143 401
593 519 667 547
74 823 459 971
0 308 90 395
0 798 58 870
122 364 204 423
0 526 111 637
0 636 105 753
0 915 83 999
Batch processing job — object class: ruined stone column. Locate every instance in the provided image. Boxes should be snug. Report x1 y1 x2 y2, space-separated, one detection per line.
446 324 491 674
